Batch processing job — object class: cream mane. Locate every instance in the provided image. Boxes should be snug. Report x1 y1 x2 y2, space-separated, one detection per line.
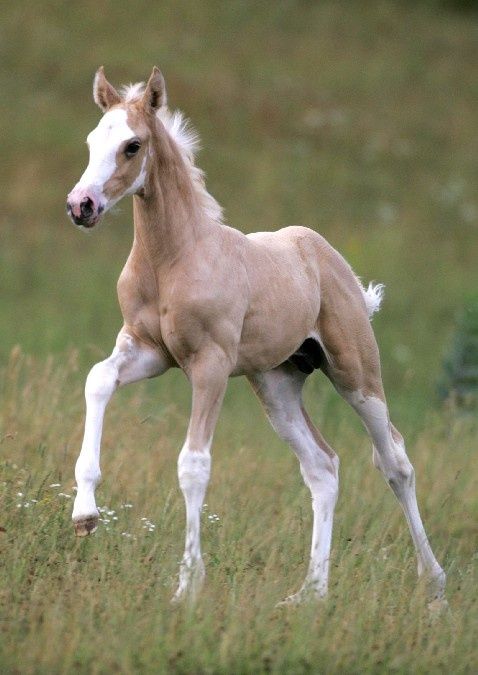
121 82 224 225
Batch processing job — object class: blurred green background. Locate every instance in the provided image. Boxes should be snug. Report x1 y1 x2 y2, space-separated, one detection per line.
1 0 477 430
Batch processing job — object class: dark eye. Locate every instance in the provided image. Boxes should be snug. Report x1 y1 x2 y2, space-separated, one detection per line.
125 140 141 158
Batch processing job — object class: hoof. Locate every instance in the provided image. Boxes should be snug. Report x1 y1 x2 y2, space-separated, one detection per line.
428 596 450 621
73 515 98 537
276 594 302 609
170 589 186 606
426 568 446 603
276 587 326 608
171 586 199 608
171 578 203 607
171 562 205 607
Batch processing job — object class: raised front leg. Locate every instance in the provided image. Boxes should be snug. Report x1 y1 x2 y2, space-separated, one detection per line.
172 351 230 605
72 330 168 536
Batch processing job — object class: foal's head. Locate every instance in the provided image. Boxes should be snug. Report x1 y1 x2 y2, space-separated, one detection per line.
67 67 165 229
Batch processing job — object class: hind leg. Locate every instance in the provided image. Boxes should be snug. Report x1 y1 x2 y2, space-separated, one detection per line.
320 314 445 601
249 364 339 604
346 390 445 600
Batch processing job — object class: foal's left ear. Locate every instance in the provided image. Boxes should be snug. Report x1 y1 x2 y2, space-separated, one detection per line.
142 66 167 113
93 66 121 112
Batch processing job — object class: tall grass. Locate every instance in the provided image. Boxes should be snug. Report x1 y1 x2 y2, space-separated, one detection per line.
0 350 477 673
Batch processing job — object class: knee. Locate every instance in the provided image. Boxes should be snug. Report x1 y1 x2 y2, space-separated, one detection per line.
177 447 211 493
85 360 118 402
301 457 339 503
373 443 415 492
75 455 101 486
388 460 415 493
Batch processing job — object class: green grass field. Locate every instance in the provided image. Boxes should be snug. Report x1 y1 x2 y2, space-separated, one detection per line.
1 1 477 672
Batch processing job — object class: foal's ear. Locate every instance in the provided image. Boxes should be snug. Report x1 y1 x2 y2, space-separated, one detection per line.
93 66 121 112
142 66 167 113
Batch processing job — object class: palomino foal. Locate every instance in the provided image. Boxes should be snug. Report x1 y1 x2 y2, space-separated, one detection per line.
67 67 446 606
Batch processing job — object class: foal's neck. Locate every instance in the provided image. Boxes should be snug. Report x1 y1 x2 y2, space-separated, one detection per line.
132 120 213 267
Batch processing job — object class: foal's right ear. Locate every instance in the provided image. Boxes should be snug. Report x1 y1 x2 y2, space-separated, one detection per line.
93 66 121 112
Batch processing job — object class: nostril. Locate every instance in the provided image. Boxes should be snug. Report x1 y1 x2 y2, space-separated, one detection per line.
80 197 94 218
66 201 72 214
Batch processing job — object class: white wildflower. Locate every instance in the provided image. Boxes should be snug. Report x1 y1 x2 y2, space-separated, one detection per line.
140 517 155 531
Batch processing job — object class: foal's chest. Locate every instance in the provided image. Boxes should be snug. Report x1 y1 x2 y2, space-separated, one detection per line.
116 258 164 346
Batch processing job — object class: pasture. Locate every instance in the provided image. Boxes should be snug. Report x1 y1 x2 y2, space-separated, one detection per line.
1 1 477 672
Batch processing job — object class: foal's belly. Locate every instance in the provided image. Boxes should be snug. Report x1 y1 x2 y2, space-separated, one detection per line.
233 281 321 375
234 318 318 375
232 228 322 375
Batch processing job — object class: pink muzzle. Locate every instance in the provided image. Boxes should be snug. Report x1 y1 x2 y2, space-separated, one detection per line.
66 186 103 228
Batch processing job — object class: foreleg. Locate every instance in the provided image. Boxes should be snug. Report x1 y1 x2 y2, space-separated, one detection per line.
172 349 230 604
72 330 168 535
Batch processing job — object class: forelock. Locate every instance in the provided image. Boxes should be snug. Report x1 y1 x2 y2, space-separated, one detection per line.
120 82 146 102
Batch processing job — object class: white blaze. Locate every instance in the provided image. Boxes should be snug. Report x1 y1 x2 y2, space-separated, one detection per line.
77 109 143 206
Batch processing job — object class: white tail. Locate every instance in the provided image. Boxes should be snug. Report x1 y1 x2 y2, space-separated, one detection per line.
362 282 385 319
